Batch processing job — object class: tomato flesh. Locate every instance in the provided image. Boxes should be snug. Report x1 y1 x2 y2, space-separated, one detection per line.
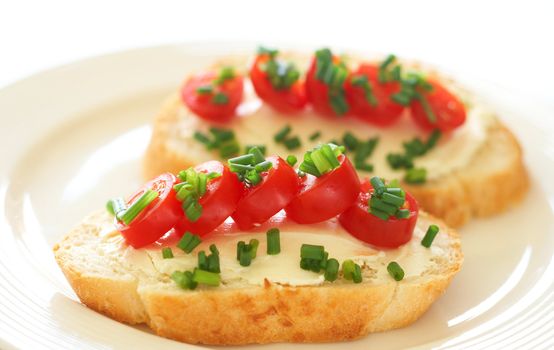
285 155 360 224
410 79 466 132
338 181 419 249
345 63 405 126
117 173 183 248
232 156 300 230
173 161 243 236
181 71 244 123
249 55 307 113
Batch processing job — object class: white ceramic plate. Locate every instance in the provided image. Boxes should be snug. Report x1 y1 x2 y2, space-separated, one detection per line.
0 43 553 350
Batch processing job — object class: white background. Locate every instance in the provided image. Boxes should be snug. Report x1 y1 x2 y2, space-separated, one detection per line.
1 0 553 108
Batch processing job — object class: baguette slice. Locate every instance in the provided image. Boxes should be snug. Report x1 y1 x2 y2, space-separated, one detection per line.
54 210 462 345
143 56 529 228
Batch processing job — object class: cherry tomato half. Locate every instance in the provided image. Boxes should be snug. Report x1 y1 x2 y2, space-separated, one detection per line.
345 63 405 126
410 79 466 132
338 181 419 249
285 155 360 224
181 71 244 123
232 156 300 230
305 53 351 117
117 173 183 248
250 54 307 113
174 161 244 236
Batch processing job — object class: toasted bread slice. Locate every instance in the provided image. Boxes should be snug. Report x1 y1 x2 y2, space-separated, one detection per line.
54 210 462 345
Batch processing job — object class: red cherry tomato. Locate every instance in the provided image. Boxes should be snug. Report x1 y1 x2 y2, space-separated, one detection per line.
181 71 244 123
285 155 360 224
410 79 466 132
174 161 244 236
338 181 419 249
232 156 300 230
117 173 183 248
305 54 351 117
249 54 307 113
345 63 405 126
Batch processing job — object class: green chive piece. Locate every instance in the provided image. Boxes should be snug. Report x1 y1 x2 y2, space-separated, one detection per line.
274 125 292 142
354 137 379 166
421 225 440 248
286 155 297 166
387 261 405 281
237 241 245 260
219 140 240 158
117 190 158 225
212 92 229 105
215 66 235 85
382 192 405 207
396 209 411 219
283 136 301 150
184 199 203 222
192 268 221 286
195 85 213 95
177 232 202 254
266 228 281 255
301 244 325 260
342 259 362 283
193 131 212 146
309 131 321 141
254 160 273 172
171 271 198 290
248 146 266 164
370 197 398 216
237 239 259 267
370 208 390 221
355 161 374 172
162 247 174 259
324 258 339 282
228 153 255 165
106 197 126 216
198 250 208 270
404 167 427 184
342 132 359 151
249 239 260 259
206 246 221 273
370 177 386 196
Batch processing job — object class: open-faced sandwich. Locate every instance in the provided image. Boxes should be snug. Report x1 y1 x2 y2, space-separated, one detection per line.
144 47 529 227
55 146 462 345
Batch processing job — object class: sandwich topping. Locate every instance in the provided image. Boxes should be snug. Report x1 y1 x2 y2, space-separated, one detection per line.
175 47 494 183
107 146 447 289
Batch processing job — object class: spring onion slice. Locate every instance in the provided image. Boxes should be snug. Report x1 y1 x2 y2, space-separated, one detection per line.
266 228 281 255
162 247 174 259
421 225 440 248
177 232 202 254
192 268 221 286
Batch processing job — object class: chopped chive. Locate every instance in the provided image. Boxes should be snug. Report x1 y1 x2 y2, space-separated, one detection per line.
228 153 255 165
249 239 260 258
183 199 202 222
426 129 441 149
396 209 411 219
171 271 198 290
193 131 212 146
370 208 390 221
309 131 321 141
248 146 266 164
283 136 301 150
354 137 379 166
387 261 405 281
370 177 386 196
212 92 229 105
198 250 208 270
286 155 298 166
177 232 202 254
355 162 374 172
382 192 405 207
106 197 126 216
237 239 259 267
215 66 235 85
404 167 427 184
210 127 234 142
300 244 325 260
192 268 221 286
207 251 220 273
195 85 213 95
342 132 359 151
237 241 245 260
219 140 240 158
162 247 174 259
342 259 362 283
266 228 281 255
117 190 158 225
324 258 339 282
254 160 273 172
274 125 291 142
370 196 398 216
421 225 439 248
245 144 266 155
